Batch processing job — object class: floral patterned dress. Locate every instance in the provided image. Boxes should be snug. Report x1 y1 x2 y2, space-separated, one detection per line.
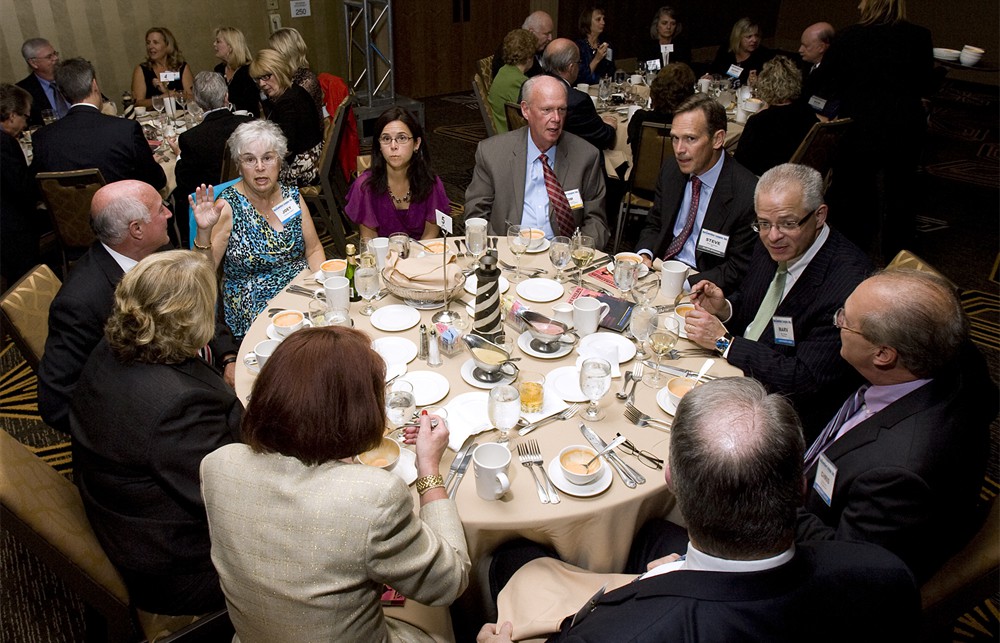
220 184 308 338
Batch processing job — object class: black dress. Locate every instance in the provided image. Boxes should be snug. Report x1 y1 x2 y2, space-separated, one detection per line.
1 130 40 283
214 62 260 116
709 46 774 85
734 102 818 176
140 61 187 97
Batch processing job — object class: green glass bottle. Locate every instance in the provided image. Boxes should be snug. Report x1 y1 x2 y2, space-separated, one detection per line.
345 244 361 302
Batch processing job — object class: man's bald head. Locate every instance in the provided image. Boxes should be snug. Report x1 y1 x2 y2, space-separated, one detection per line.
91 180 170 256
541 38 580 83
799 22 834 65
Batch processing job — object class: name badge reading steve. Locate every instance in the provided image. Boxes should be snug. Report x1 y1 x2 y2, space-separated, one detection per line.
273 197 301 224
159 71 181 83
565 189 584 210
813 454 837 506
808 95 828 111
726 64 743 78
771 315 795 346
696 229 729 257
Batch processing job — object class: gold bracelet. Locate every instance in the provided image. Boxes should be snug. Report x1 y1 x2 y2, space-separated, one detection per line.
415 474 445 495
193 239 212 250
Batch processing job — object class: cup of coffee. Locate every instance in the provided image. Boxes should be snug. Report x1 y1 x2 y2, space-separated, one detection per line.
666 376 697 409
558 445 603 485
324 276 350 310
743 97 763 114
473 443 511 501
321 258 347 281
660 260 689 299
576 83 589 92
673 303 695 333
572 297 611 337
630 74 643 85
517 372 546 413
273 310 305 336
697 78 712 94
244 338 280 370
357 437 401 469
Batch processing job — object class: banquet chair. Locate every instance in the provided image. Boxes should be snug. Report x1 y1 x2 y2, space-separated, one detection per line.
300 94 354 257
612 121 672 253
219 143 240 183
788 117 852 194
35 169 107 275
477 55 494 95
472 74 496 138
885 249 957 290
0 429 233 642
0 264 61 373
505 102 527 131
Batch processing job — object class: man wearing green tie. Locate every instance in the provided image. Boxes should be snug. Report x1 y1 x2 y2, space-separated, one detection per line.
684 163 872 439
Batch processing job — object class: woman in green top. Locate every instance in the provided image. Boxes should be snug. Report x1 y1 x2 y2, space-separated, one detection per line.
488 29 537 134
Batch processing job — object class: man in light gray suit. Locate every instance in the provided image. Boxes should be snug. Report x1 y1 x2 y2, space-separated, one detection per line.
464 75 610 249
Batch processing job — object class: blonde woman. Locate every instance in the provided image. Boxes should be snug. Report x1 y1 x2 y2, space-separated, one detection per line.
709 17 773 85
131 27 194 107
212 27 258 115
268 27 323 116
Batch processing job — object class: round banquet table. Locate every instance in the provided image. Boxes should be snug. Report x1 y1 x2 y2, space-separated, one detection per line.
235 240 743 575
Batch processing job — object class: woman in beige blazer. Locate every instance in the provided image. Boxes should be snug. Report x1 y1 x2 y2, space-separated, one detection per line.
201 327 470 642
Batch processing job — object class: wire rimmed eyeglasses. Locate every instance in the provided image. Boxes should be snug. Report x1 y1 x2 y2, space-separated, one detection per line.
378 133 413 146
615 433 664 469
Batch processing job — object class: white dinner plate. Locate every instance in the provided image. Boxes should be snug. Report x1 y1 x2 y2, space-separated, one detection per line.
516 278 564 303
384 362 407 382
370 305 421 332
266 318 313 340
389 447 418 485
547 459 612 497
400 370 450 406
547 366 589 402
578 333 637 364
656 387 679 416
517 331 573 359
460 358 515 389
525 237 552 254
464 274 510 296
372 337 419 365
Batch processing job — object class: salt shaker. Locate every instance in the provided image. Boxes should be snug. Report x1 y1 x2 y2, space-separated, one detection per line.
428 329 442 367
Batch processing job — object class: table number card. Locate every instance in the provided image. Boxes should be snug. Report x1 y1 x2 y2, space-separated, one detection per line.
435 209 453 234
159 71 180 83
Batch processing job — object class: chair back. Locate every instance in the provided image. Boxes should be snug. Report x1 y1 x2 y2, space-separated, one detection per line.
187 178 243 249
885 250 958 290
633 122 673 198
788 117 853 190
219 142 240 183
472 74 496 138
0 264 61 373
504 102 527 131
300 94 354 257
35 169 107 273
477 55 495 94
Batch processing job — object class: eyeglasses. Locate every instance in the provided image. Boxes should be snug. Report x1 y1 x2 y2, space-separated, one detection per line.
615 433 664 470
239 153 280 167
31 51 59 62
751 208 817 233
378 133 412 146
832 307 864 336
253 73 273 83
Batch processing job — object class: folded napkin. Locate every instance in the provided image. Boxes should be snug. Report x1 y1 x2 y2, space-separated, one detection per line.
384 249 463 290
443 392 491 452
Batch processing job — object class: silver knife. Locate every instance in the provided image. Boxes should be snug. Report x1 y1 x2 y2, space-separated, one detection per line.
580 424 638 488
448 442 477 499
581 423 645 485
583 256 614 274
643 360 717 381
444 442 475 491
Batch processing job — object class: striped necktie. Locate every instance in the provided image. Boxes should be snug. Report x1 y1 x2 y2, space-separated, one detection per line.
744 262 788 341
539 154 576 237
663 176 701 259
804 385 870 470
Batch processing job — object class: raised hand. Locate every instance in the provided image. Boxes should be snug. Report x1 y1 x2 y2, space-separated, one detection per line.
189 184 223 232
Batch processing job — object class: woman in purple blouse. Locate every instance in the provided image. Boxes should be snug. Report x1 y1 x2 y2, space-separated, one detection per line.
345 107 449 241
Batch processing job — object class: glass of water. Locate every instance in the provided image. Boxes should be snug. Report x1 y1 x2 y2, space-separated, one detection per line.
465 218 488 269
548 236 572 282
355 265 380 316
488 384 521 444
385 380 416 431
630 304 657 358
579 357 612 421
507 224 529 282
613 258 640 299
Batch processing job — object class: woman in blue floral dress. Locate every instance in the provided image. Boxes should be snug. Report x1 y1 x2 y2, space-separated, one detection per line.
190 120 325 339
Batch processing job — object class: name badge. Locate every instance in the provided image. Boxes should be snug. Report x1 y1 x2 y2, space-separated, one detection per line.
660 44 674 54
159 71 180 82
808 95 827 111
565 189 584 210
726 64 743 78
646 59 661 72
813 454 837 506
272 197 301 224
606 47 613 62
772 315 795 346
696 229 729 257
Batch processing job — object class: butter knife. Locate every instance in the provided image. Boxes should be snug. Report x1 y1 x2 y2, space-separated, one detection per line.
642 360 717 381
444 442 475 491
448 442 477 499
583 255 614 274
580 424 637 489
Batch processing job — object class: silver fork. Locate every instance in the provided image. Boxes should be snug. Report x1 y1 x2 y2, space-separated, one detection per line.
624 402 672 431
519 403 581 436
626 362 644 405
524 439 560 503
516 443 549 504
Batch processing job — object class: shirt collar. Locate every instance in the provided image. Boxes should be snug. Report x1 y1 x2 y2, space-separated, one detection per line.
527 132 557 166
863 378 932 416
69 102 99 110
685 541 796 573
102 243 139 273
786 222 830 279
692 152 725 191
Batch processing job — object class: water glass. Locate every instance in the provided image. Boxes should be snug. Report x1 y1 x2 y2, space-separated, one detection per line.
386 381 416 428
507 224 529 282
579 358 612 421
465 218 488 269
613 259 640 298
488 384 521 444
549 236 572 283
630 304 656 358
355 265 380 316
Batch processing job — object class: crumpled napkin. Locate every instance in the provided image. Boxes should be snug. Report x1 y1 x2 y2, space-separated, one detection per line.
384 249 463 290
443 392 491 452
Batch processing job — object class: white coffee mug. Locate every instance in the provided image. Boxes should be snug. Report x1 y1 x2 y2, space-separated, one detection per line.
551 303 574 327
573 297 611 337
324 275 350 310
370 237 390 269
660 260 689 300
735 105 749 125
473 443 511 501
576 83 589 92
698 78 712 94
629 74 643 85
244 338 280 371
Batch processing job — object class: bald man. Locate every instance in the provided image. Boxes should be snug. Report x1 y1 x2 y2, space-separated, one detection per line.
492 11 554 79
798 22 835 113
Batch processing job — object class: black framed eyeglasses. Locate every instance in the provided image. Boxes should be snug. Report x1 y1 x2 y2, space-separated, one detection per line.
616 433 664 469
253 73 273 83
751 208 817 233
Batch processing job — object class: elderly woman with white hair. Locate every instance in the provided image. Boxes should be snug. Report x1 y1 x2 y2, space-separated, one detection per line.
190 120 325 339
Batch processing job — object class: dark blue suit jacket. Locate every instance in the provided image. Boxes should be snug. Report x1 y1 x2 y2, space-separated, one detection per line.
16 73 54 128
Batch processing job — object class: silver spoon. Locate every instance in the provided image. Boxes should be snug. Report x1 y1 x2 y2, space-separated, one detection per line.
585 434 628 468
615 371 633 400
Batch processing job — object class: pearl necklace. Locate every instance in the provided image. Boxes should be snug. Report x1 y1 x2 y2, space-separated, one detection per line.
389 189 411 205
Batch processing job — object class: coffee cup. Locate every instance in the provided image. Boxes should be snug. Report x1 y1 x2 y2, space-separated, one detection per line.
321 258 347 281
273 310 305 336
666 376 697 410
558 445 603 485
959 46 984 66
698 78 712 94
660 260 689 299
473 443 511 500
576 83 589 92
369 237 390 269
629 74 643 85
572 297 610 337
324 275 350 310
551 303 574 327
735 105 749 125
357 437 400 469
673 303 695 333
244 338 280 371
134 106 147 116
743 97 763 113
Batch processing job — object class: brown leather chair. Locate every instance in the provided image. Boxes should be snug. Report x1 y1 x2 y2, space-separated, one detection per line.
504 102 527 131
35 169 107 275
472 74 496 138
612 121 673 253
0 264 61 373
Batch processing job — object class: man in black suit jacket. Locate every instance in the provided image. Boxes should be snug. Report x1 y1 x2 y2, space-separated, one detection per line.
172 71 252 244
15 38 69 127
478 378 918 643
538 39 616 151
796 22 836 114
31 57 165 190
685 163 873 437
797 270 998 583
636 94 757 292
38 180 237 433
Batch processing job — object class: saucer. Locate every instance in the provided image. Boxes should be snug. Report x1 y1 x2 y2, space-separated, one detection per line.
525 237 552 254
464 274 510 296
547 366 589 402
516 278 564 302
546 459 612 497
655 387 678 416
517 331 573 359
371 305 421 332
389 447 418 485
400 370 450 406
460 358 515 389
242 353 261 374
266 318 314 340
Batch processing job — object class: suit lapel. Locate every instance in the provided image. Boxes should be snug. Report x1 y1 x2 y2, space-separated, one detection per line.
701 155 734 235
508 128 528 229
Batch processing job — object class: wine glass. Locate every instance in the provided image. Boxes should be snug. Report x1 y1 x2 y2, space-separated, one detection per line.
598 76 612 107
355 265 380 316
579 357 612 421
629 304 656 358
507 224 529 282
612 258 640 298
488 384 521 444
151 94 165 117
570 235 595 287
614 69 627 92
465 218 488 269
548 235 571 283
644 315 680 388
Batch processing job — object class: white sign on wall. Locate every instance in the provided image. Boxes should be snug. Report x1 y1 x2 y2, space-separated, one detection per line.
291 0 311 17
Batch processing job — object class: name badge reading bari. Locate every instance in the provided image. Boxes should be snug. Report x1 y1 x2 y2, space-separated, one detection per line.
565 189 584 210
159 71 181 82
726 64 743 78
771 316 795 346
696 229 729 257
813 454 837 506
273 197 301 224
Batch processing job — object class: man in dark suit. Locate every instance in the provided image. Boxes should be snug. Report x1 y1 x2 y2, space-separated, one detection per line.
797 269 998 583
465 75 610 249
15 38 69 127
797 22 836 115
636 94 757 292
491 11 553 79
38 180 237 434
478 378 918 643
171 71 252 245
685 163 873 437
536 39 617 151
31 57 165 190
